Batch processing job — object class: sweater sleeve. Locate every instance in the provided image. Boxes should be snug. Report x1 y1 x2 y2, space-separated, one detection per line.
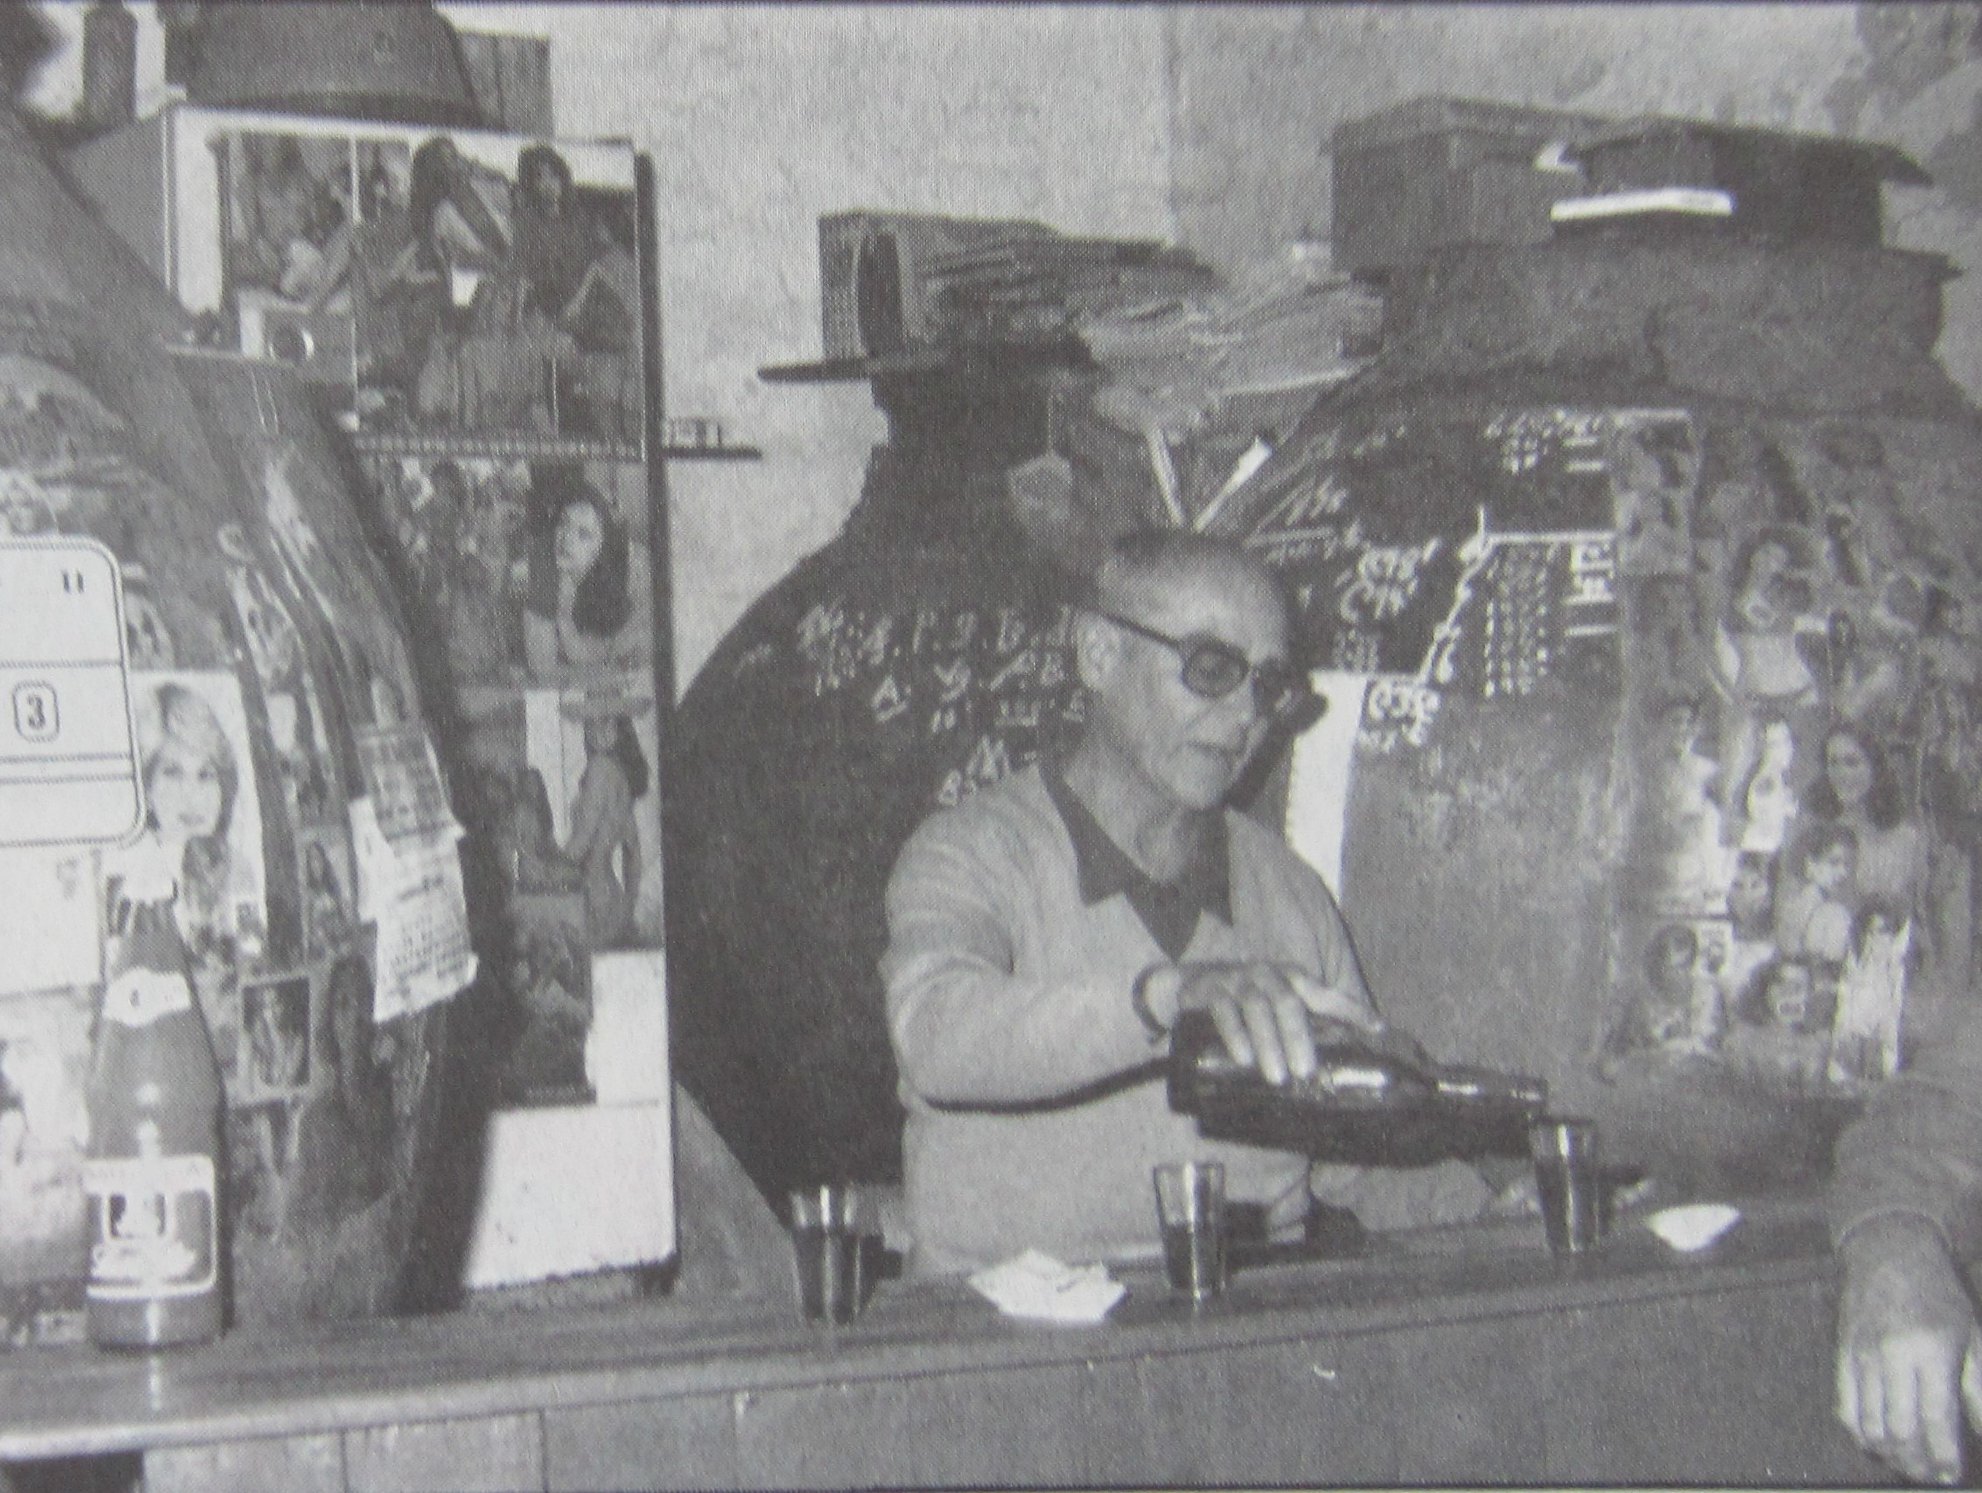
1251 819 1376 1020
1828 1001 1982 1262
1307 873 1377 1020
882 808 1162 1106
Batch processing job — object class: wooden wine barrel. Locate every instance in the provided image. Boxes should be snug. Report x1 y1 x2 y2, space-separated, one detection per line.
1210 234 1982 1191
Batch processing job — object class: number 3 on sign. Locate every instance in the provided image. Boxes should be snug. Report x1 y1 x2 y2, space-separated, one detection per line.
14 681 58 743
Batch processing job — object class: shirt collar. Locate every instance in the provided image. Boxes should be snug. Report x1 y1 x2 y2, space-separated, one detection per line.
1041 759 1231 959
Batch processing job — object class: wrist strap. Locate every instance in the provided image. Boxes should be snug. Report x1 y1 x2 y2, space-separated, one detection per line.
1131 963 1171 1043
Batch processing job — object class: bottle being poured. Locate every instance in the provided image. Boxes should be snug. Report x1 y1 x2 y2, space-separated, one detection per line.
1167 1006 1547 1167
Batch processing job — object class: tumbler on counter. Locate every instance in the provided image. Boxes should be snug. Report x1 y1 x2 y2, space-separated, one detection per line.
788 1184 870 1325
1166 1008 1547 1165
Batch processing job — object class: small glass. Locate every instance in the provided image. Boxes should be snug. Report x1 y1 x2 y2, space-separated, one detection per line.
788 1184 867 1324
1529 1118 1604 1257
1152 1160 1227 1303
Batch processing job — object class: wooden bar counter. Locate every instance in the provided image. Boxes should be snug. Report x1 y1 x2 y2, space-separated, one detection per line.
0 1192 1884 1490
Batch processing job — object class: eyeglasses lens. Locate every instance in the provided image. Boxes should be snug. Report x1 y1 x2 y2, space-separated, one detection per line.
1178 639 1250 700
1179 641 1307 717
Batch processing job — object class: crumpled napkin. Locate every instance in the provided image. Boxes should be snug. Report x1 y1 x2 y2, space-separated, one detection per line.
968 1248 1126 1323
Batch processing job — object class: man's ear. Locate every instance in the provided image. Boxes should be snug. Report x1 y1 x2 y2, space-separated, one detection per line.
1072 611 1117 692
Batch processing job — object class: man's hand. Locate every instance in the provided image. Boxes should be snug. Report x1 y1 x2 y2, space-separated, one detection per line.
1836 1214 1982 1484
1161 963 1381 1086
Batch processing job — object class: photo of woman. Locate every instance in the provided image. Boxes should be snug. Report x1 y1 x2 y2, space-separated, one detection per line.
1734 715 1797 856
560 700 650 949
1776 820 1858 964
1831 899 1911 1085
1720 850 1780 1017
1805 723 1929 948
302 837 354 957
105 674 267 963
242 975 312 1102
521 481 639 677
1708 528 1822 824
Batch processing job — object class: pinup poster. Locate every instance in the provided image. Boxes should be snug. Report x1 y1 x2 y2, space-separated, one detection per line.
361 455 653 688
1602 417 1965 1096
215 124 644 452
460 673 661 1104
103 669 270 964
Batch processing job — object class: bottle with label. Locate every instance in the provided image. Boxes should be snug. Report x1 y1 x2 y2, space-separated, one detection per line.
84 894 226 1349
1166 1008 1547 1166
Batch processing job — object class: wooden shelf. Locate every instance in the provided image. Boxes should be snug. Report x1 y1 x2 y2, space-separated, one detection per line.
656 445 763 462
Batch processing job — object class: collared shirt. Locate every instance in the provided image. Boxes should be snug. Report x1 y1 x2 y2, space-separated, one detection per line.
1039 759 1230 961
883 762 1374 1273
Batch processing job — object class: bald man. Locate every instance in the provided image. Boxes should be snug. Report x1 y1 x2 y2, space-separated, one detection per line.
882 530 1390 1274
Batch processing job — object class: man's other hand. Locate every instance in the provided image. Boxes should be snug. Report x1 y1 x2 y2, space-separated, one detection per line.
1169 963 1380 1087
1836 1213 1982 1484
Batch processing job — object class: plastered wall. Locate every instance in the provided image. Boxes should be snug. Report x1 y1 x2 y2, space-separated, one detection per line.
1170 3 1982 416
26 4 1982 693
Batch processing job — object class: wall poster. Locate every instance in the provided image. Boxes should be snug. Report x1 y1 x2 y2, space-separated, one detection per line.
178 115 646 457
254 123 671 1113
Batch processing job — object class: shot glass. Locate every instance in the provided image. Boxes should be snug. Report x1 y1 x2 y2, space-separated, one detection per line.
1152 1160 1227 1303
1529 1118 1604 1257
788 1184 866 1324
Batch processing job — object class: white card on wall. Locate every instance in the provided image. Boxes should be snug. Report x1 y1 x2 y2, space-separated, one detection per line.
0 539 141 848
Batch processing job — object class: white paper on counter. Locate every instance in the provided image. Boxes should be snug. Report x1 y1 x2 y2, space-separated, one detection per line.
968 1249 1125 1324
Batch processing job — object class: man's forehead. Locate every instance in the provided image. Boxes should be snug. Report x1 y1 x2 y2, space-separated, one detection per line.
1107 556 1287 635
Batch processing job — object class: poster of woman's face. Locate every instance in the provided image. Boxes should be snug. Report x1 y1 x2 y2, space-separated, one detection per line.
514 461 652 684
115 671 267 959
362 456 650 689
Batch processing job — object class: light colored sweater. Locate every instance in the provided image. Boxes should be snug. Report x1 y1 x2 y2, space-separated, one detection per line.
1830 1000 1982 1260
883 764 1372 1274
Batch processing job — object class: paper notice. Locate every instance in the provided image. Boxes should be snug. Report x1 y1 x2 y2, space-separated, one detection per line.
369 827 477 1025
0 846 102 996
346 727 477 1024
353 725 454 843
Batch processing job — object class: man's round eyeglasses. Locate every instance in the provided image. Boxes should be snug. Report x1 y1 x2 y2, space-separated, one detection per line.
1098 611 1317 720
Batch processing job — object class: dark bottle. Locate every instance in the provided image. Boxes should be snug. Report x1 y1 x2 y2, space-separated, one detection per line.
84 896 226 1349
81 1 139 130
1167 1008 1547 1166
